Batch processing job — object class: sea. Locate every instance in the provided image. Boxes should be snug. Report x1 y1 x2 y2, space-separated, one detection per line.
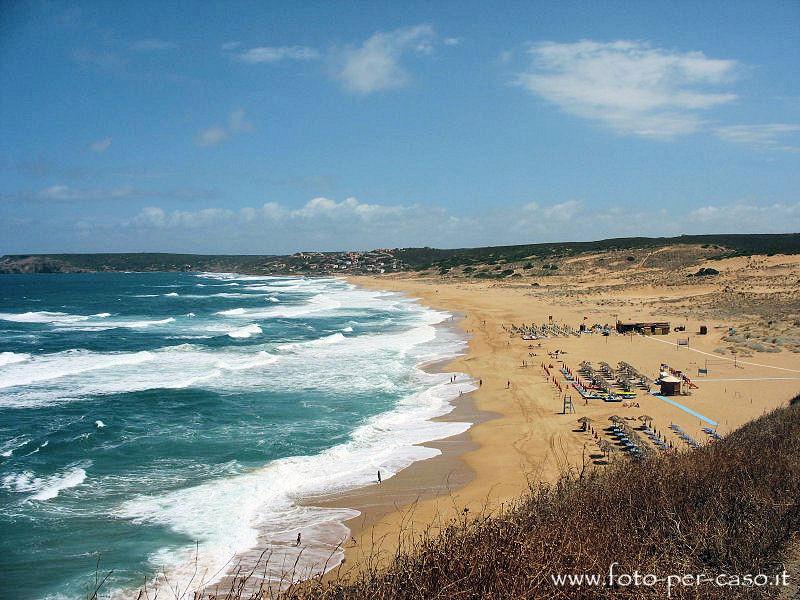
0 272 474 599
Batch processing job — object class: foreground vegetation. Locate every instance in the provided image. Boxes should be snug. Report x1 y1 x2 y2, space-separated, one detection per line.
186 396 800 600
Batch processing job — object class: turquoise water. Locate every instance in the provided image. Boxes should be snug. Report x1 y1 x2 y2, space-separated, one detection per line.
0 272 472 599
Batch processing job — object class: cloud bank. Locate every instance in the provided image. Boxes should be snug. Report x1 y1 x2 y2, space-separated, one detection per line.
13 196 789 255
517 40 739 139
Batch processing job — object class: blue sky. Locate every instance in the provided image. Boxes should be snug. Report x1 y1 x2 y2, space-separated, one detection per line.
1 0 798 254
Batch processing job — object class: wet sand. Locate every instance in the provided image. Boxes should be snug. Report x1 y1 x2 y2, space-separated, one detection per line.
322 273 800 578
209 266 800 592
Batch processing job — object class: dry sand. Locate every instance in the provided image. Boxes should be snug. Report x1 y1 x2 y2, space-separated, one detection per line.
207 252 800 593
320 269 800 578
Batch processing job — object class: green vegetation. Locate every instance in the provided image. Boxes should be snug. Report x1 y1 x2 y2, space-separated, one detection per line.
2 233 798 276
394 233 800 271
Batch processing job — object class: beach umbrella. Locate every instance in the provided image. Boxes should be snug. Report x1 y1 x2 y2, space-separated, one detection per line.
577 416 592 431
608 415 623 423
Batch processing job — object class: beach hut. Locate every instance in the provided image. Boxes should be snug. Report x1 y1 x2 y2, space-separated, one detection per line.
658 375 682 396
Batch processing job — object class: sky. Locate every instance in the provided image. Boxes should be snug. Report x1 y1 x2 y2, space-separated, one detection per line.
1 0 799 254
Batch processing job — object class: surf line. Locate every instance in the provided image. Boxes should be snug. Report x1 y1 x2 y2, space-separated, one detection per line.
650 393 718 427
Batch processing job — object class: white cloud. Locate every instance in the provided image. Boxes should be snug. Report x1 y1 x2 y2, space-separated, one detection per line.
443 37 461 46
38 185 134 201
333 24 437 93
196 126 228 147
131 39 177 51
715 123 800 151
31 195 798 254
236 45 320 63
196 109 253 147
291 196 406 220
228 108 253 133
21 184 215 203
135 206 235 229
89 137 113 153
542 199 581 222
516 40 739 139
689 201 800 230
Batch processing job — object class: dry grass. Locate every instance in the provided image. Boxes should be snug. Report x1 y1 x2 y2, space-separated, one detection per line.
280 396 800 599
121 396 800 600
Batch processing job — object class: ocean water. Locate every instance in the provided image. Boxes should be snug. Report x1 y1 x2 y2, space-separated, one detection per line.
0 272 473 599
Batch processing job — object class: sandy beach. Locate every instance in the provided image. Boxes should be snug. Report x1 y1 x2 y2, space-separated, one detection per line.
320 264 800 577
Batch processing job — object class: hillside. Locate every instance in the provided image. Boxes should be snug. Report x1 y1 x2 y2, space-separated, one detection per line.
228 397 799 599
1 233 799 276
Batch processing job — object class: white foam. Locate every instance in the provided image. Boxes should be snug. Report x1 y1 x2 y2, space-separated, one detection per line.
95 420 106 429
0 344 288 407
280 332 345 351
0 281 455 409
6 274 473 596
2 462 90 501
108 280 471 595
0 352 30 366
0 350 156 390
0 435 31 458
164 292 179 297
53 316 176 331
0 311 90 324
214 352 279 371
216 307 247 316
117 372 473 595
227 324 262 339
215 294 341 320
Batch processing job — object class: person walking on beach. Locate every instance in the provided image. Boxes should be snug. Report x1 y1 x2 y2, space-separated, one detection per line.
479 379 482 387
296 533 301 547
377 470 382 484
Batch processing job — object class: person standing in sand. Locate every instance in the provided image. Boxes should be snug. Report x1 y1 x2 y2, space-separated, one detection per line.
377 470 382 484
296 533 301 547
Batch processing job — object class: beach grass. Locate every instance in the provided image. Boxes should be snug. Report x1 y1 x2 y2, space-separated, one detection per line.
169 395 800 599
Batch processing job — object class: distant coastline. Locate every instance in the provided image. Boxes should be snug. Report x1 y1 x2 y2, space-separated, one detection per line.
2 232 799 276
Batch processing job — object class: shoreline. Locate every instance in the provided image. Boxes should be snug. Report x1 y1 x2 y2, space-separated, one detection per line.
203 287 486 596
182 270 800 595
319 273 800 581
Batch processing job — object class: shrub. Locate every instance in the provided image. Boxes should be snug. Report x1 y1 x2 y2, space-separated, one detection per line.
280 401 800 600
